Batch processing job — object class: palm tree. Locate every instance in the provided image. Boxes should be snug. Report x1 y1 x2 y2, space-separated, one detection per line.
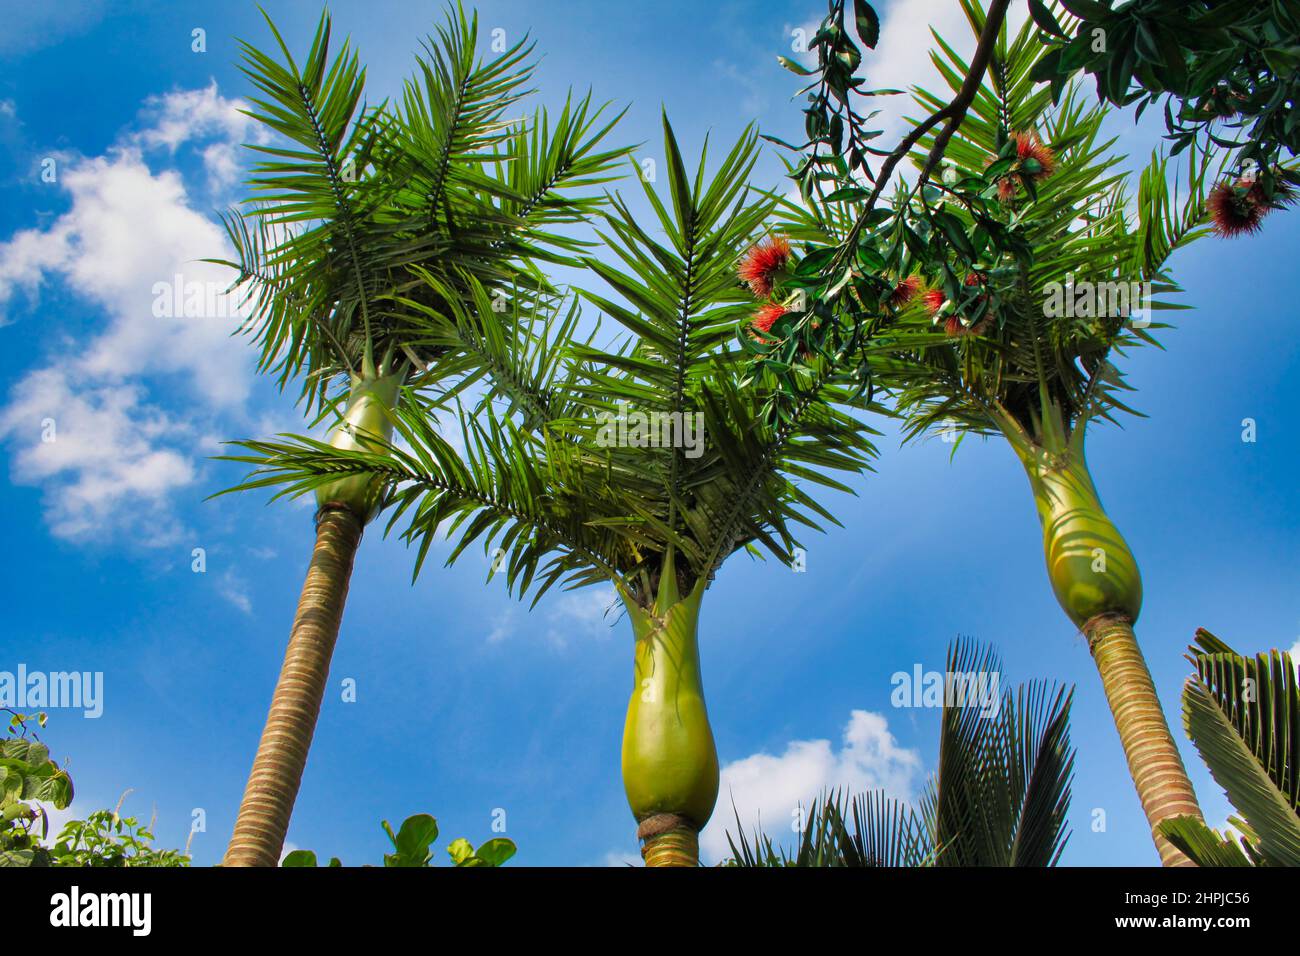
725 639 1074 866
861 12 1224 865
766 4 1246 864
223 117 882 866
1158 630 1300 866
212 6 627 866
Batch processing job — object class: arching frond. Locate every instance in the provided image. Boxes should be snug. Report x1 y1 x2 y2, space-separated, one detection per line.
1159 629 1300 867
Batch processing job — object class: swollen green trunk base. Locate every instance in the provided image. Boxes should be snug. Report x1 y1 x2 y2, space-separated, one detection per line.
313 373 402 520
1025 449 1141 628
621 567 719 867
1022 447 1202 866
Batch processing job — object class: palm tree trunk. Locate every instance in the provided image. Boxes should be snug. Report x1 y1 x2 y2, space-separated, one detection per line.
1020 443 1203 866
621 565 718 867
638 814 702 867
223 506 362 866
1084 613 1202 867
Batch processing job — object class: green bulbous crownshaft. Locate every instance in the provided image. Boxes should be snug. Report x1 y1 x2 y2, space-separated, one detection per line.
1018 442 1142 627
314 373 402 524
1010 421 1200 865
620 560 719 847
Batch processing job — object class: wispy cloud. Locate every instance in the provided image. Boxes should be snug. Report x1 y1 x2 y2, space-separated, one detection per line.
545 586 620 648
0 370 195 544
217 568 253 615
593 847 640 867
483 585 621 649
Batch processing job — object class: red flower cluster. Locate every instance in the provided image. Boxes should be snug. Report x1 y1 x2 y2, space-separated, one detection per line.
750 303 786 340
992 130 1056 203
738 235 794 343
921 274 992 337
922 289 947 316
1207 177 1287 238
1013 130 1055 178
737 235 791 298
889 275 924 308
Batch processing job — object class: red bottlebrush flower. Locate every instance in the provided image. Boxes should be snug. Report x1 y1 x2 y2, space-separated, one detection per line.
737 235 791 298
889 275 923 308
1208 180 1266 238
944 316 965 336
1011 130 1055 180
963 271 986 288
748 302 786 344
996 176 1018 202
922 289 946 316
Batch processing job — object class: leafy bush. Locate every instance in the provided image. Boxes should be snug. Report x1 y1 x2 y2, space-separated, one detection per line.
49 806 189 867
0 711 73 867
1 712 189 867
281 813 516 867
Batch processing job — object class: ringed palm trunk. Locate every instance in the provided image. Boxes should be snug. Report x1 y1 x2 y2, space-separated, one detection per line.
224 374 399 867
1018 436 1203 867
621 562 719 867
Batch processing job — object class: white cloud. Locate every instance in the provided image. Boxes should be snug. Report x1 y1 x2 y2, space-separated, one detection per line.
594 847 641 867
823 0 1032 172
217 568 253 615
699 709 922 863
485 608 515 645
0 84 262 544
545 585 619 647
133 81 268 191
135 81 253 153
0 1 107 57
483 585 621 648
0 369 194 544
0 150 254 403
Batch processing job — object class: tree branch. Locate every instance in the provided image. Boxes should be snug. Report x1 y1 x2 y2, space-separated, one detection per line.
829 0 1012 274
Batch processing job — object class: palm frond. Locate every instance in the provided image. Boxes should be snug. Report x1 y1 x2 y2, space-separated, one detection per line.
1169 628 1300 866
926 638 1074 866
1157 816 1256 867
724 789 928 867
725 638 1074 867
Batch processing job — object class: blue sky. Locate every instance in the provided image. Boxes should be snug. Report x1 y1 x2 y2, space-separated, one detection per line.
1 0 1296 867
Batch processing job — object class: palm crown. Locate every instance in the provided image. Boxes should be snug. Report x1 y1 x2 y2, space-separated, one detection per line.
213 4 628 409
817 3 1226 865
876 6 1217 456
